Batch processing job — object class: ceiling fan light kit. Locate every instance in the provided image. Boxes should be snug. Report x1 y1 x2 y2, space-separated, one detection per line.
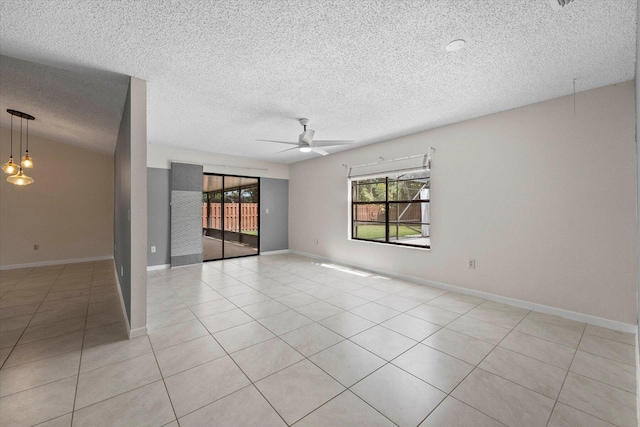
257 118 355 156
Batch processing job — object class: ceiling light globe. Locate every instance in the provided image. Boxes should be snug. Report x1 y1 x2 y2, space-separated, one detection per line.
2 158 19 174
21 153 33 168
7 169 34 186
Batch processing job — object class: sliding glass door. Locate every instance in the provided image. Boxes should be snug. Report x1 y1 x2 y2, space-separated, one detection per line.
202 174 259 261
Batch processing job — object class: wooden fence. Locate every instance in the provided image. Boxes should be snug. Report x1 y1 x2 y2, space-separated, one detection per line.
202 203 259 232
355 203 424 222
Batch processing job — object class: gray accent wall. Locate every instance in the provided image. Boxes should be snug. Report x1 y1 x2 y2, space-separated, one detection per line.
261 178 289 252
170 162 203 267
114 83 132 321
147 171 289 265
147 167 170 266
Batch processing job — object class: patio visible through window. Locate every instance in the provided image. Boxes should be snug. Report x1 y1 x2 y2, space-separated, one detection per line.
203 174 260 261
351 170 430 248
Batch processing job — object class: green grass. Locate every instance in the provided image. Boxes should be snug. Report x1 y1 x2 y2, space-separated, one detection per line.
242 230 258 236
354 225 421 240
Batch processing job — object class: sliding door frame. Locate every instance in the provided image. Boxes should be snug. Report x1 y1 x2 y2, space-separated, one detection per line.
203 172 260 261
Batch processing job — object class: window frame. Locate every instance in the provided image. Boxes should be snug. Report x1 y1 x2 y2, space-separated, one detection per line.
350 172 430 250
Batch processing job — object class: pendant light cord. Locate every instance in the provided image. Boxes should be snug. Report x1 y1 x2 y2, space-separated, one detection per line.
9 114 14 158
25 118 29 154
19 116 23 170
573 78 576 116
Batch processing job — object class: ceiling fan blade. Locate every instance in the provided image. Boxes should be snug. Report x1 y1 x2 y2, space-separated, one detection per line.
311 140 356 147
276 146 300 154
256 139 299 146
311 148 329 156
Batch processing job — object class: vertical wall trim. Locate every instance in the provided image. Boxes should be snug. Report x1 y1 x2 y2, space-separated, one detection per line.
129 77 147 334
114 83 132 323
171 162 204 267
634 0 639 420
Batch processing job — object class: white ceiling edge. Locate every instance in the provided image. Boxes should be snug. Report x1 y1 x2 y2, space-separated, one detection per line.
147 143 290 180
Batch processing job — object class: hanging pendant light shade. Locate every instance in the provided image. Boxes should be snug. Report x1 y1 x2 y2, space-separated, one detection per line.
21 119 33 168
7 167 34 186
4 109 35 186
2 113 19 174
21 152 33 168
2 158 19 174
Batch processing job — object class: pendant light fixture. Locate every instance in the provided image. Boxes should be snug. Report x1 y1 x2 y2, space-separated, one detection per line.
21 118 33 168
5 109 35 186
6 168 34 186
2 114 19 174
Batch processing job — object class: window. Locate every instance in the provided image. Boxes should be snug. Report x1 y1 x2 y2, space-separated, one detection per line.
351 170 430 248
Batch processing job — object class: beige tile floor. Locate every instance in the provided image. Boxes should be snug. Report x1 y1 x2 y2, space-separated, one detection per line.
0 254 637 426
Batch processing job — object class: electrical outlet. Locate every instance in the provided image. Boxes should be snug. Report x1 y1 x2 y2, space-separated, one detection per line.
33 244 39 250
120 265 124 276
266 208 269 214
468 259 476 269
151 246 156 253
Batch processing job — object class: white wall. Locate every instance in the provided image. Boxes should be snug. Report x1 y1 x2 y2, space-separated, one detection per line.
0 128 114 267
290 81 637 325
634 0 639 416
129 77 147 335
148 144 289 179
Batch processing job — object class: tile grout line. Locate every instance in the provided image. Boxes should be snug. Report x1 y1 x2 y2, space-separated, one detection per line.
433 311 534 427
148 338 181 425
52 255 633 426
302 297 453 425
156 260 464 424
168 267 291 425
0 268 64 370
0 268 32 298
159 260 403 425
182 256 638 425
544 323 587 427
157 259 492 425
0 262 110 424
70 261 99 427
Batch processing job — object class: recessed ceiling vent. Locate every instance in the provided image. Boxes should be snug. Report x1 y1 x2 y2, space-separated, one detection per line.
549 0 576 10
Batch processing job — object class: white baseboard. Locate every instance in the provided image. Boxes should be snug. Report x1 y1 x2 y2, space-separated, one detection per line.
0 256 114 271
261 249 290 256
291 250 637 334
113 263 130 331
636 337 639 425
145 251 292 269
129 326 148 338
147 264 170 271
113 263 143 339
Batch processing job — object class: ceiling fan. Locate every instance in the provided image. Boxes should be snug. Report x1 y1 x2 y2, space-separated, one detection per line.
258 118 355 156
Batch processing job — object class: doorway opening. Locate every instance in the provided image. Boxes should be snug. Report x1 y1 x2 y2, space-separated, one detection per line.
202 174 260 261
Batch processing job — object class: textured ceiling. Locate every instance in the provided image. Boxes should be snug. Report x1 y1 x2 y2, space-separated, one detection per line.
0 56 129 154
0 0 636 163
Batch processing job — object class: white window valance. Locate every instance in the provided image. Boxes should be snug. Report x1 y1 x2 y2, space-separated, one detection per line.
346 152 432 180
